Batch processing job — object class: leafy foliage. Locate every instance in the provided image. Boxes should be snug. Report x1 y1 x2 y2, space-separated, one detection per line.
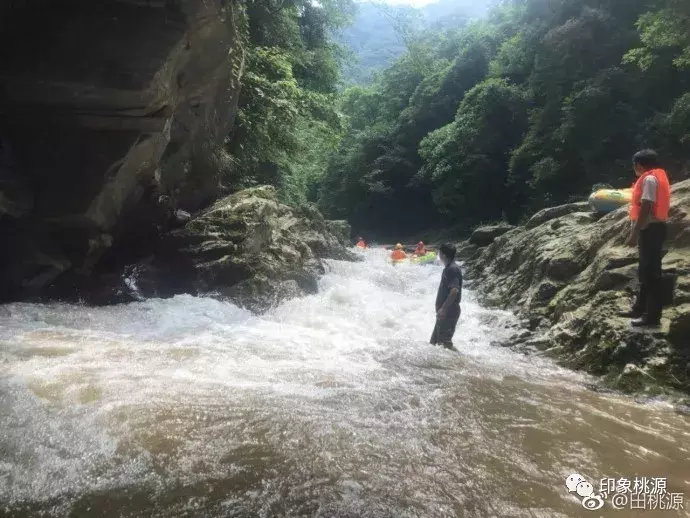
624 0 690 70
316 0 690 238
224 0 352 204
420 78 530 220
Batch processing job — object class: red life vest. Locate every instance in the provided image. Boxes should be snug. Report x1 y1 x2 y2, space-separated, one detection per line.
391 249 407 261
630 169 670 221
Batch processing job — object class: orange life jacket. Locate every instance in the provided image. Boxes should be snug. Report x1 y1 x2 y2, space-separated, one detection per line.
356 240 366 248
391 249 407 261
630 169 670 221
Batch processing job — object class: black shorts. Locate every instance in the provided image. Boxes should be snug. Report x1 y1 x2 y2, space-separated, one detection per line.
430 312 460 349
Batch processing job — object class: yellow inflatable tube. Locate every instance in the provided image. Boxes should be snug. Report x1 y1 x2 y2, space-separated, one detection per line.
589 188 631 214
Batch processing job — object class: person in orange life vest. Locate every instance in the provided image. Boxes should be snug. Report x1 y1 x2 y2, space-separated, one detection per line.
390 243 407 261
355 237 367 248
413 241 427 256
621 149 671 328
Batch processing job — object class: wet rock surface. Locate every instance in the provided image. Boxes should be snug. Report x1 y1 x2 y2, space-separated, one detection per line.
0 0 246 301
121 186 355 311
465 180 690 395
468 223 515 247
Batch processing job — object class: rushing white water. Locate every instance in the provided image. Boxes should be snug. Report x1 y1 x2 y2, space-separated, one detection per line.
0 249 688 517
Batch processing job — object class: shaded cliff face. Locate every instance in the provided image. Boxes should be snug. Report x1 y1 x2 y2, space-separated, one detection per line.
464 180 690 396
0 0 246 301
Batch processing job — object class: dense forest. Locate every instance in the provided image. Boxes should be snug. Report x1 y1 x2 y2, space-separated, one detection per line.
232 0 690 239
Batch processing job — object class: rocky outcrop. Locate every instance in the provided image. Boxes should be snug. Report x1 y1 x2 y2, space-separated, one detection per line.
325 220 351 246
290 205 355 261
0 0 246 301
525 201 591 229
106 186 355 312
469 223 515 247
466 180 690 396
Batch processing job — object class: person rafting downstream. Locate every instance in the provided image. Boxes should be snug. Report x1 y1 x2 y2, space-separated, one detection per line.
621 149 671 328
390 243 407 261
355 237 367 248
413 241 427 256
430 244 462 350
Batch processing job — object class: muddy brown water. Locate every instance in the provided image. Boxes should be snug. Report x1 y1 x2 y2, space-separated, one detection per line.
0 249 688 517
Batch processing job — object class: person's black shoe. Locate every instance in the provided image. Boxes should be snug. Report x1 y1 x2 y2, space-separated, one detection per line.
631 317 661 328
619 309 643 318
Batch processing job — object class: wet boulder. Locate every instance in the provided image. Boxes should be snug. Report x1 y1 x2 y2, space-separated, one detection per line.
469 223 515 247
466 179 690 395
615 364 657 394
291 204 355 261
668 304 690 346
534 280 563 303
525 201 590 229
132 186 356 311
456 240 481 261
325 220 351 246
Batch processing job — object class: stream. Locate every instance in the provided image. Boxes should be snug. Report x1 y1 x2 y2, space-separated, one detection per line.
0 248 688 517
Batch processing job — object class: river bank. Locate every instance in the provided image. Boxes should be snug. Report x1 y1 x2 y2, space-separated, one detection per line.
458 180 690 400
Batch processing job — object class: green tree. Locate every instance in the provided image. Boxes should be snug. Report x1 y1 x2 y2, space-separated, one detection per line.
420 78 530 222
624 0 690 71
225 0 354 203
316 0 690 235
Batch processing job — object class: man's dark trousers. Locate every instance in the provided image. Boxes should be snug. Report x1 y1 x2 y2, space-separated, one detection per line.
633 222 667 323
430 308 460 349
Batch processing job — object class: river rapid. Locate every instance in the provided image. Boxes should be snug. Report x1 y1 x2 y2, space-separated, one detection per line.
0 248 688 518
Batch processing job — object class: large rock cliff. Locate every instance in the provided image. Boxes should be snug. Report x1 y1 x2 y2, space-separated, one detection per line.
0 0 246 301
464 180 690 396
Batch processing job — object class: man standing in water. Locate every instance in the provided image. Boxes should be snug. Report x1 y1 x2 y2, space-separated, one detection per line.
430 244 462 350
622 149 671 328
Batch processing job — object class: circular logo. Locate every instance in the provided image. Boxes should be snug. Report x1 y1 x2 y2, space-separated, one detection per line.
582 494 605 511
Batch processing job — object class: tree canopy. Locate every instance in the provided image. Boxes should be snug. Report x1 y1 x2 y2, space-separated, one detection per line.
228 0 690 239
314 0 690 237
224 0 354 206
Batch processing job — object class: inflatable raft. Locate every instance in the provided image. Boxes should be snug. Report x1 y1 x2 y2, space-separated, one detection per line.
589 188 631 214
387 252 437 265
410 252 437 265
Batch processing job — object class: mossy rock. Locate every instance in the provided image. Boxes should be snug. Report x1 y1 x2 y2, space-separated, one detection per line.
134 186 355 311
467 179 690 395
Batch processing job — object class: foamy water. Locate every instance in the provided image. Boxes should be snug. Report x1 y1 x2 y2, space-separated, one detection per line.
0 248 688 517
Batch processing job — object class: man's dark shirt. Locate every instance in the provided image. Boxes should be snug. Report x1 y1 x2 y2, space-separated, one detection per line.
436 261 462 314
